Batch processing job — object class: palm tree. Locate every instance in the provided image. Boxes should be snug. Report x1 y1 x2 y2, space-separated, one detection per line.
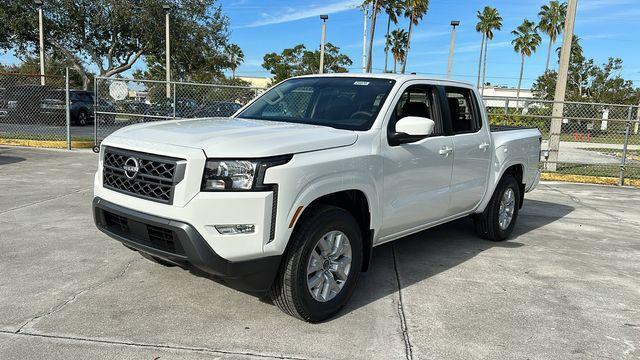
511 20 542 108
475 6 503 94
363 0 382 73
383 0 404 73
390 28 408 73
538 1 567 73
400 0 429 74
226 44 244 79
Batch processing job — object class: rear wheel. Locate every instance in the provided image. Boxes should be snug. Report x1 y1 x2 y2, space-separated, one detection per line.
474 175 521 241
270 205 362 322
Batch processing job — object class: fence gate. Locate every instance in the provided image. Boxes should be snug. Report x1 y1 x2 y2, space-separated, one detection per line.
93 77 265 148
0 72 75 149
484 96 640 185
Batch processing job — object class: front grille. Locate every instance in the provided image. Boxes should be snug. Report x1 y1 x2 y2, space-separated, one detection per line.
102 147 185 204
103 210 185 255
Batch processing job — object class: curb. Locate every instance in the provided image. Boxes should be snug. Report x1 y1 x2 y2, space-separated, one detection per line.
0 138 94 149
541 172 640 187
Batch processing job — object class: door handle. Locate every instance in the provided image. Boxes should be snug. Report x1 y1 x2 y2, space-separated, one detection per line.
479 142 490 151
438 146 453 156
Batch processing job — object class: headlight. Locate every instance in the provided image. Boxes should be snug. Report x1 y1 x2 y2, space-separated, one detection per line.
201 156 292 191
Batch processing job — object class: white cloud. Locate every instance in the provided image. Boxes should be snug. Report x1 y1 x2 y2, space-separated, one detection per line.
237 0 360 28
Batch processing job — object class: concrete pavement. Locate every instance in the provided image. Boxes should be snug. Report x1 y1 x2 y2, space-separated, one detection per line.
0 146 639 359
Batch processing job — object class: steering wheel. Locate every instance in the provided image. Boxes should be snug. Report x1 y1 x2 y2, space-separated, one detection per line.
350 111 373 120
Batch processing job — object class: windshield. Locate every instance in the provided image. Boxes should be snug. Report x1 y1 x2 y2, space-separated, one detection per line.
236 77 396 130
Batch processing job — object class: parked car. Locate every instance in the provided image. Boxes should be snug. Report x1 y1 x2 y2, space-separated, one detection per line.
195 101 242 118
2 84 60 124
40 89 95 126
93 74 541 322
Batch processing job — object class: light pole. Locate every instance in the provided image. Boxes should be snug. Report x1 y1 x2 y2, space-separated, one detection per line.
446 20 460 79
548 0 578 171
34 0 45 85
362 7 368 73
319 15 328 74
163 4 171 98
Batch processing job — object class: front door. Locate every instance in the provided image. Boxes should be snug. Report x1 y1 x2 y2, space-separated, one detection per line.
380 83 454 240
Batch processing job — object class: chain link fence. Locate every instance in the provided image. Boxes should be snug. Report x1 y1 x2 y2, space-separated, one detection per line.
94 77 265 143
0 72 72 146
3 72 640 186
484 96 640 185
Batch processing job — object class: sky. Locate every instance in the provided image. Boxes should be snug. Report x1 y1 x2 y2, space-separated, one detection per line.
217 0 640 88
1 0 639 89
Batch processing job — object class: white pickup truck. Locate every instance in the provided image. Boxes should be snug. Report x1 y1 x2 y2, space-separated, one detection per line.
93 74 541 322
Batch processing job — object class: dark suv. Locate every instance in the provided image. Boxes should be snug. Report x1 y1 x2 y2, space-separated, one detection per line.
41 90 95 126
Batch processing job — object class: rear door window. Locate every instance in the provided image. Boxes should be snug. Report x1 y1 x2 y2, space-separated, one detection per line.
444 87 481 134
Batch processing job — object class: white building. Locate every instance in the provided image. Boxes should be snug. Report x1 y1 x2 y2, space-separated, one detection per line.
482 86 534 109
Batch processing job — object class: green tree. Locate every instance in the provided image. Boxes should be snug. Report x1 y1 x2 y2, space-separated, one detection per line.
538 1 567 73
0 55 88 88
390 28 408 73
511 19 542 105
226 44 244 79
533 37 640 105
383 1 404 73
0 0 231 89
401 0 429 74
475 6 503 92
262 43 352 84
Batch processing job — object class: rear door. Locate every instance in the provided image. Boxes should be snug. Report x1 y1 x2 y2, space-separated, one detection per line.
443 86 492 214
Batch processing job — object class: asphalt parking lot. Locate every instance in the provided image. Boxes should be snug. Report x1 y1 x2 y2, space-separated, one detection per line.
1 146 639 360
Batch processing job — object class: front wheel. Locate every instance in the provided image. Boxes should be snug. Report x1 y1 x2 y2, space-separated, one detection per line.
474 175 521 241
270 205 363 322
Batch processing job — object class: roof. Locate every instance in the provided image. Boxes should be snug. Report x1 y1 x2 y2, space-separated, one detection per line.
295 72 474 87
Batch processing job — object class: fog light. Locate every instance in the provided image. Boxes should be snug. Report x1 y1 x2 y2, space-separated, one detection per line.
214 224 255 235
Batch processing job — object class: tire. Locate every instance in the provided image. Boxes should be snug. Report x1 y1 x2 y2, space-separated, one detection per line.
139 251 177 267
76 110 89 126
270 205 363 322
474 175 521 241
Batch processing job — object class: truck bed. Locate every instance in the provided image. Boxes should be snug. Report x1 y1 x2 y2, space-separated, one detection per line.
490 125 538 132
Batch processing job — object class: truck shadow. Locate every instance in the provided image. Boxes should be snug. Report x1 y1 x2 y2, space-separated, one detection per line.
338 198 574 319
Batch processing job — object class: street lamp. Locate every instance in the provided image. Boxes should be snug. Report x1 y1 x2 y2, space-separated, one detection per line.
34 0 45 85
163 4 171 98
446 20 460 79
319 15 328 74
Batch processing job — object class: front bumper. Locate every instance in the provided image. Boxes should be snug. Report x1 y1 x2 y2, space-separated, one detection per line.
93 197 281 292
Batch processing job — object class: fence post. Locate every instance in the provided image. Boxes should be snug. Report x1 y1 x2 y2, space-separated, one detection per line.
65 67 71 150
503 98 509 126
93 78 98 148
618 106 632 186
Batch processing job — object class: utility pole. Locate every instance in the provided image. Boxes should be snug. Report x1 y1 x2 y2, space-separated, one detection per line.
447 21 460 79
163 5 171 98
548 0 578 171
319 15 328 74
362 7 368 73
35 0 45 85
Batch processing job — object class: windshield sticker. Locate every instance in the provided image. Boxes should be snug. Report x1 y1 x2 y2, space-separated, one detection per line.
353 81 370 86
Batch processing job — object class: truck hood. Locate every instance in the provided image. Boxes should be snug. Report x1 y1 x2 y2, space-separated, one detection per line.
107 117 358 157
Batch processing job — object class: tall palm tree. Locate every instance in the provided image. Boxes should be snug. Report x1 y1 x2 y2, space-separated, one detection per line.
383 0 404 73
363 0 381 73
400 0 429 74
390 28 408 73
538 1 567 73
226 44 244 79
475 6 502 94
511 20 542 108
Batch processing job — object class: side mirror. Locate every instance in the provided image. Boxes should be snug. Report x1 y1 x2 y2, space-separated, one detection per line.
389 116 435 145
395 116 435 136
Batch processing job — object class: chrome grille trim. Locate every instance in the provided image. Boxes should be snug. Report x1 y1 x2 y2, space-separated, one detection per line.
102 147 186 204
